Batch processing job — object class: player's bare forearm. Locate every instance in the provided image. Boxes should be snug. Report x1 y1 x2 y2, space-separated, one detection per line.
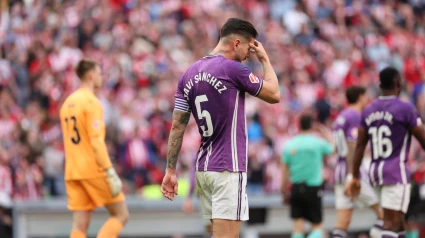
91 137 113 169
257 60 280 103
346 141 356 176
352 128 368 179
261 60 279 93
166 110 190 171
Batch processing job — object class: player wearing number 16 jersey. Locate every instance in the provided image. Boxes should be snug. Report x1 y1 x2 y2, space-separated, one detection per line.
346 67 425 238
161 18 280 237
60 59 129 238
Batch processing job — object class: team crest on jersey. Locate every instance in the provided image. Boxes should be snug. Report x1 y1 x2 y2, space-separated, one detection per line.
249 73 260 83
93 120 100 129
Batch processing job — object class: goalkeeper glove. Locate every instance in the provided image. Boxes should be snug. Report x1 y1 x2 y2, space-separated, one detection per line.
105 168 122 197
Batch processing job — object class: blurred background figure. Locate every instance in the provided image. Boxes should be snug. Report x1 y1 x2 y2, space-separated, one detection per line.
281 114 334 238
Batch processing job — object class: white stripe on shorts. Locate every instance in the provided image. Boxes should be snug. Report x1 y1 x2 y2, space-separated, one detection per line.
231 90 239 172
400 133 408 184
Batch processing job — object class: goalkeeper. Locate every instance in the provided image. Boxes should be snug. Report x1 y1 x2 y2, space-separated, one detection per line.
60 59 129 238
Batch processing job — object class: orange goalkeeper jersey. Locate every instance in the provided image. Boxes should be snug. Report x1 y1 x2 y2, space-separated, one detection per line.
60 88 109 180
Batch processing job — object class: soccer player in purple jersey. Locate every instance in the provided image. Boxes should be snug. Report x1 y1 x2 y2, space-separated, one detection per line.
331 86 383 238
160 18 280 237
346 67 425 238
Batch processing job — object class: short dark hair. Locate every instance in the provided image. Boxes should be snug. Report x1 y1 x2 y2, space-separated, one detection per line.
300 114 313 131
379 67 401 90
220 18 258 40
346 86 366 104
75 59 97 79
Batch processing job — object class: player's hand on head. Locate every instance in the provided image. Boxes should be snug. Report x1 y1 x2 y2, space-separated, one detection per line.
249 40 269 63
161 172 178 201
105 167 123 197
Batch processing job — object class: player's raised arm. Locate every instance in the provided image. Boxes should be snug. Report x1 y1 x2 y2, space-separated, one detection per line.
249 40 280 104
161 109 190 201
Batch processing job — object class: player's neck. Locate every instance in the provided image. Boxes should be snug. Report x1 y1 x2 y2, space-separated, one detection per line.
210 44 233 60
80 81 95 92
381 89 398 97
348 104 362 113
299 129 312 134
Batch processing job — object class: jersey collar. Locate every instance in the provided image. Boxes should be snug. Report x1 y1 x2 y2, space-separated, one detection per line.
378 96 397 100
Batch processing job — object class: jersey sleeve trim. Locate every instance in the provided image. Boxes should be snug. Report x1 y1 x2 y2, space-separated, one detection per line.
253 79 263 97
175 98 191 113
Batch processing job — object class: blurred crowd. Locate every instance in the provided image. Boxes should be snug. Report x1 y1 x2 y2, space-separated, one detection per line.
0 0 425 211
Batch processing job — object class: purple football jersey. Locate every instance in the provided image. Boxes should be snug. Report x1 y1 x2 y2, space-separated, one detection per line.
174 55 263 172
361 96 421 185
333 108 361 184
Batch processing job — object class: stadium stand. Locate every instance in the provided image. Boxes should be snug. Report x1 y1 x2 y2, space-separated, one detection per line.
1 0 425 237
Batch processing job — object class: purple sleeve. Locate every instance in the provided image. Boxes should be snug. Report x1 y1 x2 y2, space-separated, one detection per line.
225 61 263 96
406 104 421 129
174 76 191 113
345 116 360 142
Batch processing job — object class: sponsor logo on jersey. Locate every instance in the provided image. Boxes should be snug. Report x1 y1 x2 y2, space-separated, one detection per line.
249 73 260 83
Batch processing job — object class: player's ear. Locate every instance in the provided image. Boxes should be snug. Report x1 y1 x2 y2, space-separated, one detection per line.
234 39 241 50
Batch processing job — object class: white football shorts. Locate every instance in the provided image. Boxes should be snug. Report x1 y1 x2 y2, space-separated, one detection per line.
196 171 249 221
335 180 379 209
376 184 411 213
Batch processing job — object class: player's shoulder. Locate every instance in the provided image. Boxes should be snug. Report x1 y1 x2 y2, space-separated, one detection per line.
335 109 360 126
384 98 417 118
396 99 416 110
397 100 418 120
283 138 297 150
362 99 381 114
179 59 203 82
214 56 250 77
64 89 100 108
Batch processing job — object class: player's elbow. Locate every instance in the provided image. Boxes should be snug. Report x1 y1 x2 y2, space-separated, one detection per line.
267 92 280 104
171 123 187 132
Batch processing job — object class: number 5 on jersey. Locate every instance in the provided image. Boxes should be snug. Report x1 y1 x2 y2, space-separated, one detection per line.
64 116 81 144
195 95 213 137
